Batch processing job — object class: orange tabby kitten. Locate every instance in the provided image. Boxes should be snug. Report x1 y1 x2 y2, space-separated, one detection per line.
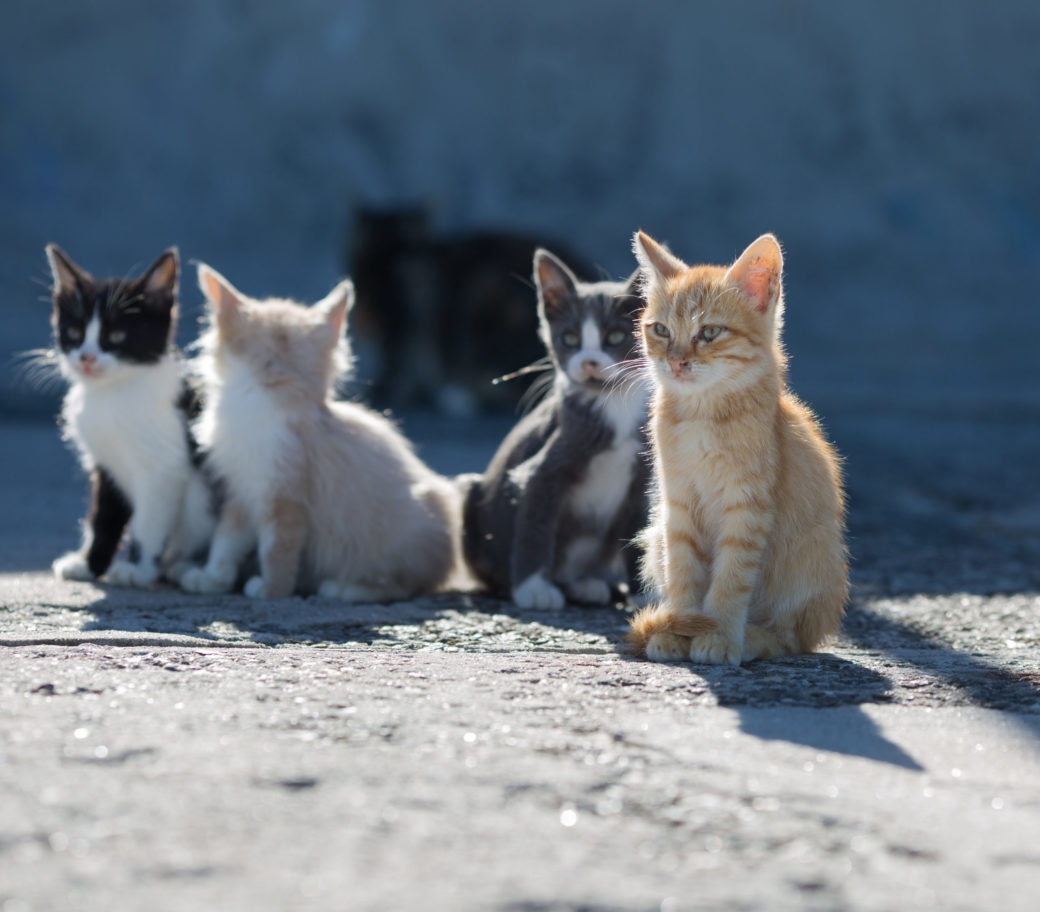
628 231 847 665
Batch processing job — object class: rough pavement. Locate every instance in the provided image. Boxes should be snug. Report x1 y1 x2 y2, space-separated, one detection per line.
1 408 1039 911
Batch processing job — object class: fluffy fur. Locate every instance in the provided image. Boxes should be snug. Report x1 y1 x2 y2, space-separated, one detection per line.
46 244 213 587
181 264 457 600
461 249 650 609
628 231 847 665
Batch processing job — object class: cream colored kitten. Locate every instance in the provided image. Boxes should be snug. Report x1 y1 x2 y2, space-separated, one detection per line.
628 231 847 665
180 264 458 601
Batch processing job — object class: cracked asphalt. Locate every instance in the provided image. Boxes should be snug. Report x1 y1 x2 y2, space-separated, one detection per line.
1 405 1039 911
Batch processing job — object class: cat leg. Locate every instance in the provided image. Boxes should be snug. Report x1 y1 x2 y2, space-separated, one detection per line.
180 499 255 594
106 479 188 588
244 495 306 600
690 503 774 666
54 469 132 582
631 501 712 660
161 473 216 585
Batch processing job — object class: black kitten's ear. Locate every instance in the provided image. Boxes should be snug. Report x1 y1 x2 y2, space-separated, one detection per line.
621 267 644 303
45 244 91 294
139 247 179 298
534 248 578 320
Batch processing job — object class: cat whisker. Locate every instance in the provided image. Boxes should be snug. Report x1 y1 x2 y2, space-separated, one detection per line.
10 348 65 394
491 355 553 386
517 370 556 416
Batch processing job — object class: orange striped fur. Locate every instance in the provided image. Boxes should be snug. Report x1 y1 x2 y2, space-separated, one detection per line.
627 232 847 665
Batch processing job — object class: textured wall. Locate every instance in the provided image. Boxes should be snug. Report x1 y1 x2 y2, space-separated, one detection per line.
3 0 1038 411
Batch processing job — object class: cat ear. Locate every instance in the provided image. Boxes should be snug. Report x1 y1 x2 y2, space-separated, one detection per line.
45 244 91 294
725 234 783 314
197 263 244 332
139 247 179 298
632 231 687 286
534 248 578 319
313 278 355 338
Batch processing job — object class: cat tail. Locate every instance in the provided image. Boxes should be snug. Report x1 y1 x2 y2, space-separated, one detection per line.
625 604 719 657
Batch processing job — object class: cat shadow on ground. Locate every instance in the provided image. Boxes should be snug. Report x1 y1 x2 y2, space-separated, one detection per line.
74 582 402 647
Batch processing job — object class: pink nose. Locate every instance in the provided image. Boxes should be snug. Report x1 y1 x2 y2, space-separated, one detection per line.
668 358 688 377
582 360 601 376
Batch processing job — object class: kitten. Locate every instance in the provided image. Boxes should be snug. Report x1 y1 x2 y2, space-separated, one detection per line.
180 264 458 601
461 249 651 609
348 205 599 414
47 245 213 586
628 231 848 664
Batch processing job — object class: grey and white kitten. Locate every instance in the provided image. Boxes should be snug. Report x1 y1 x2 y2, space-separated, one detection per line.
180 263 459 601
461 249 651 609
47 245 213 586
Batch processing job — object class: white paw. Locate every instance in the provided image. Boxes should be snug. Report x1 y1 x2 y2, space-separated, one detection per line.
243 576 268 599
105 559 159 589
52 551 94 582
566 578 613 605
180 566 234 594
512 573 566 610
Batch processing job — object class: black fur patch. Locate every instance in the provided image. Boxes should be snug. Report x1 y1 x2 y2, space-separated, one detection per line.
86 468 133 577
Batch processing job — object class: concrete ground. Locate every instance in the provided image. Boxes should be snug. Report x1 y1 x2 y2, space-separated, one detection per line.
1 404 1039 912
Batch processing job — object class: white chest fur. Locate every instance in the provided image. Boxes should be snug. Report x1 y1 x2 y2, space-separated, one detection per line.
63 358 189 499
196 356 291 516
567 383 648 524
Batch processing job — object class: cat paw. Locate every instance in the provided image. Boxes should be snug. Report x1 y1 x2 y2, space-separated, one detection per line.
105 559 159 589
512 573 566 610
566 578 612 605
317 580 382 603
180 566 233 595
243 576 293 600
645 630 693 661
52 551 94 582
687 629 743 666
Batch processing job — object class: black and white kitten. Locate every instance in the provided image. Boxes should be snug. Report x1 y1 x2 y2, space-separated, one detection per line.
461 249 651 609
47 245 213 587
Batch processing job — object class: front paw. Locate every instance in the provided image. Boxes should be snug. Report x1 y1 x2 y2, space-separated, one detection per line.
53 551 94 582
566 578 612 606
688 629 743 666
180 566 233 594
243 575 292 600
512 573 565 610
105 559 159 589
645 629 693 661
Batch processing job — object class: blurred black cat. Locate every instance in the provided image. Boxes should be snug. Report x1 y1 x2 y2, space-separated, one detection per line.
461 249 651 609
348 206 599 414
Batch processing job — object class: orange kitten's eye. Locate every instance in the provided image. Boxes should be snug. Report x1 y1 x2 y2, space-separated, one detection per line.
699 325 723 342
561 331 580 348
649 322 670 339
108 330 127 344
606 330 628 346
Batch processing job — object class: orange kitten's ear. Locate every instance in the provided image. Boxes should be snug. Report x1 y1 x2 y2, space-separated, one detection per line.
313 278 355 338
534 248 578 320
632 231 687 286
45 244 91 294
197 262 244 334
725 234 783 314
139 248 179 298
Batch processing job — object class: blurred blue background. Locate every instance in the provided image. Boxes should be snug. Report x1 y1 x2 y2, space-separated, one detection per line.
2 0 1039 416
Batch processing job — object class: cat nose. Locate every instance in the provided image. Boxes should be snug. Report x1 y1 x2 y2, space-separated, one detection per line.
79 353 96 365
581 359 602 376
668 358 688 376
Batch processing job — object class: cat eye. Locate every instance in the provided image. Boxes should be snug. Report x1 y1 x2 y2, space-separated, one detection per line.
561 331 580 348
605 330 628 346
65 327 83 342
108 330 127 344
699 325 724 342
649 322 670 339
